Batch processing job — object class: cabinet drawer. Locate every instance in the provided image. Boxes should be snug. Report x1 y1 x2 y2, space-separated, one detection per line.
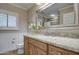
29 39 47 51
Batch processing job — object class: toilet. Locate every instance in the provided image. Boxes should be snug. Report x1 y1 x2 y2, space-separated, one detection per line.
16 43 24 54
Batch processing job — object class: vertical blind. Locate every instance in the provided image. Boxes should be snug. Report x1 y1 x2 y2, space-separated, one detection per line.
0 13 17 27
0 13 7 27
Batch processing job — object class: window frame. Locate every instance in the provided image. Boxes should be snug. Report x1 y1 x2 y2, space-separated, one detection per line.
0 9 19 30
0 13 7 27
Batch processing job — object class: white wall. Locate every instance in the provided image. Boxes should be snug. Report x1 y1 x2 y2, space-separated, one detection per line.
0 32 24 53
0 4 27 53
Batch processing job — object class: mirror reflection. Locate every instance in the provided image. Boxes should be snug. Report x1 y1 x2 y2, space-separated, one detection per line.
37 3 76 28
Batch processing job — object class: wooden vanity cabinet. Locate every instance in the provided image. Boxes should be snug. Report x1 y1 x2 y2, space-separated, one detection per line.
24 36 79 55
24 36 29 55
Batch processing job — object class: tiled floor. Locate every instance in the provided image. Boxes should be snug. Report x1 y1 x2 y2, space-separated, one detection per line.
0 50 17 55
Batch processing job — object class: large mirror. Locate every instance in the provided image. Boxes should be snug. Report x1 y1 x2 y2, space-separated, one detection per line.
36 3 79 28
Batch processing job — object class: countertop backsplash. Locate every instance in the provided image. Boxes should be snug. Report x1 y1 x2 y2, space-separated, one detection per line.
36 28 79 39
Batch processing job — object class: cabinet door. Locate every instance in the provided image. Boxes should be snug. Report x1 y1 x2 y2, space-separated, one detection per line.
48 45 63 55
29 44 47 55
36 47 47 55
24 36 29 55
48 45 78 55
29 39 47 51
29 44 37 55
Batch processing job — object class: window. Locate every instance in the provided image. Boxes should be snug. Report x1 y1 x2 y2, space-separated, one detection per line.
63 12 75 25
8 14 17 27
0 9 18 30
0 13 7 27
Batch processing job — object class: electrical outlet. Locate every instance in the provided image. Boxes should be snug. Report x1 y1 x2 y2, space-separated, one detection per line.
13 38 15 40
12 38 15 44
12 41 15 44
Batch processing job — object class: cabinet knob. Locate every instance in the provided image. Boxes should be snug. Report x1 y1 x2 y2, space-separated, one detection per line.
58 52 62 55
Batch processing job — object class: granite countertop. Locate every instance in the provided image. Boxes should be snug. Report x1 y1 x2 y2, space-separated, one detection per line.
24 33 79 53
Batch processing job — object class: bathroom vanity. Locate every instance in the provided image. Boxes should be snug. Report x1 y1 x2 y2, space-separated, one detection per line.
24 34 79 55
25 3 79 55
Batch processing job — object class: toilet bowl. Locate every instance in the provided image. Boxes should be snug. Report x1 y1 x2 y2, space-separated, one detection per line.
16 43 24 54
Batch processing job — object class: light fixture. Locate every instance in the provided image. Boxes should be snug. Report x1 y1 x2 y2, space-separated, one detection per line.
50 14 56 17
36 3 44 6
36 3 55 12
50 14 58 19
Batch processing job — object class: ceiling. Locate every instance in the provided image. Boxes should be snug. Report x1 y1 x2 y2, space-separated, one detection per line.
10 3 35 11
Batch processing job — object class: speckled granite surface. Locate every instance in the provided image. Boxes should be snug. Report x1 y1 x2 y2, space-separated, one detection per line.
24 33 79 53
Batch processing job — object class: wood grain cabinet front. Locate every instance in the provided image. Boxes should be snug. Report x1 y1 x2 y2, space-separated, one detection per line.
29 44 47 55
48 45 78 55
29 44 37 55
24 36 29 55
29 38 47 55
24 36 79 55
48 45 63 55
29 39 47 51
